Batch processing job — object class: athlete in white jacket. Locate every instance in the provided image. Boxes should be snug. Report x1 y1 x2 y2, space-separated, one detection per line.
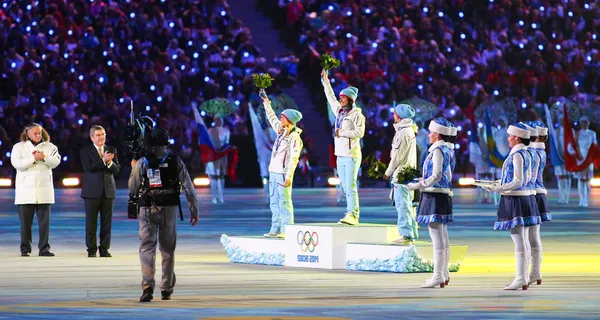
321 70 366 225
261 90 304 239
383 103 419 244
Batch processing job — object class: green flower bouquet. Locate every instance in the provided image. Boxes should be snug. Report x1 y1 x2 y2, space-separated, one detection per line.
252 73 274 89
367 159 388 179
320 53 340 70
396 166 420 184
199 98 239 117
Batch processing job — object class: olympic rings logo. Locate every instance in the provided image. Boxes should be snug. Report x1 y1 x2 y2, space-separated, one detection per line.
297 231 319 253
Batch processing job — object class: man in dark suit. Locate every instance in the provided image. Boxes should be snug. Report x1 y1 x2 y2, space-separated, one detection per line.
80 125 121 257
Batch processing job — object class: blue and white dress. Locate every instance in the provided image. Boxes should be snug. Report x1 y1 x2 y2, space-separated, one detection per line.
415 140 455 224
495 144 542 230
532 142 551 221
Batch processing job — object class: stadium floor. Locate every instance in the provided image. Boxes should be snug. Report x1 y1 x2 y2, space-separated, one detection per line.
0 187 598 319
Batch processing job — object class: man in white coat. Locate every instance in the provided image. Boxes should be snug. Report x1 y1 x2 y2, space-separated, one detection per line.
384 104 419 244
11 123 61 257
321 70 366 225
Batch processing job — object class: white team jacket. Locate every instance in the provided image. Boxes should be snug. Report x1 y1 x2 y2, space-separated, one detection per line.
264 100 303 180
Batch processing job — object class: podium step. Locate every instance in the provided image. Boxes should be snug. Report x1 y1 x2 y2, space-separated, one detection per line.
345 242 468 273
220 234 285 266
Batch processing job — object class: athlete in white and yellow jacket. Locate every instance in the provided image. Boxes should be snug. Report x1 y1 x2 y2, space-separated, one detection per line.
261 90 303 239
321 70 366 225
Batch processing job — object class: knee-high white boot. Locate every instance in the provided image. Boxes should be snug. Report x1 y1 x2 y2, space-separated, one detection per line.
217 178 225 203
504 251 528 290
421 249 446 288
565 177 572 204
210 177 218 204
577 179 585 206
444 248 450 285
529 247 543 285
583 180 590 207
557 176 564 204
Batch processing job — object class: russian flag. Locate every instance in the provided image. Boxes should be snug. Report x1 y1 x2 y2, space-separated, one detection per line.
193 108 238 181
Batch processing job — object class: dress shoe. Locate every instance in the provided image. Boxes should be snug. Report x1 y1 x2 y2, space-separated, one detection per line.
88 252 96 257
140 288 153 302
21 252 30 257
99 250 112 258
161 290 173 300
39 252 55 257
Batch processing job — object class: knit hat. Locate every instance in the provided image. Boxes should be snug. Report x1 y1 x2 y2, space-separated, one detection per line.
533 120 548 136
428 117 454 136
507 123 530 139
340 86 359 103
281 109 303 125
521 121 538 137
393 103 415 119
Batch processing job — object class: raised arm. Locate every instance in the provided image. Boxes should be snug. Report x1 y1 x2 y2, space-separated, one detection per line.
321 70 342 115
261 91 282 133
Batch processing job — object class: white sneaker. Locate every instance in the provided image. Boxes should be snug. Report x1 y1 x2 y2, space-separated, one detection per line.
211 198 218 204
263 232 278 238
338 213 358 225
276 233 285 239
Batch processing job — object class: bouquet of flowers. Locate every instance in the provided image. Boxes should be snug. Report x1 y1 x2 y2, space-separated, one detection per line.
320 53 340 70
396 166 420 184
366 156 388 179
252 73 274 89
199 98 238 117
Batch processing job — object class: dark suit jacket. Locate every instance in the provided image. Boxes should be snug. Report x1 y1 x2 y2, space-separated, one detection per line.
80 144 121 199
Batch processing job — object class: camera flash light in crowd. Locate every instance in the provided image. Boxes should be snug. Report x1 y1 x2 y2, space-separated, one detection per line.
460 34 466 40
235 100 240 106
346 11 351 16
458 177 475 186
188 40 193 47
157 96 163 102
224 45 229 51
165 66 170 72
519 43 524 49
418 84 424 90
193 177 210 187
26 26 31 32
228 85 234 91
493 90 499 96
455 144 460 150
172 54 177 60
99 77 105 83
590 178 600 187
467 130 472 136
365 8 371 14
447 47 452 53
10 62 16 68
422 7 428 13
107 60 113 66
539 6 545 11
193 52 199 59
0 178 12 187
181 65 185 71
585 4 590 9
455 66 461 72
0 160 2 165
556 44 561 50
110 42 114 48
62 156 68 162
49 29 54 36
146 106 151 111
574 81 580 87
204 76 210 82
521 103 527 109
594 34 597 40
538 45 544 51
62 177 80 187
201 111 206 116
130 13 135 18
532 23 537 29
221 10 226 16
128 44 133 51
568 11 573 17
418 67 424 73
150 85 155 91
328 177 341 186
119 98 125 103
169 139 175 145
477 123 483 128
438 12 444 17
346 33 352 39
202 44 208 50
328 5 333 10
457 125 463 131
40 97 46 104
6 152 11 157
169 22 175 28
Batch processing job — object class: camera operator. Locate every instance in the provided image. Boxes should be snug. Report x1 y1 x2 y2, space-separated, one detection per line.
128 127 199 303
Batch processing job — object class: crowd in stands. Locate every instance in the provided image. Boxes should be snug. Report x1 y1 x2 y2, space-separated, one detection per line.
0 0 299 185
261 0 600 174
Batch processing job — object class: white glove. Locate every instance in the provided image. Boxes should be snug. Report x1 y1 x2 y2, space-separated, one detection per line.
406 182 420 191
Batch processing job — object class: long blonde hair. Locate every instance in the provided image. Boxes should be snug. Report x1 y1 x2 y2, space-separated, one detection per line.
20 123 50 143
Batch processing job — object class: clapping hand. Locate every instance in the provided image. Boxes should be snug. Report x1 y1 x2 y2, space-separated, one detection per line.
33 150 45 161
103 151 114 164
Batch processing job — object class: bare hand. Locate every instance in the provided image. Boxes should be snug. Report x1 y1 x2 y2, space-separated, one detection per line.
383 175 390 180
321 69 329 81
190 216 199 226
103 152 114 163
334 128 340 137
131 159 138 168
33 151 45 161
282 178 292 187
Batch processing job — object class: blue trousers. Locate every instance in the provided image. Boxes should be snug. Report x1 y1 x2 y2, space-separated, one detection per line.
393 184 418 240
337 156 361 218
269 172 294 234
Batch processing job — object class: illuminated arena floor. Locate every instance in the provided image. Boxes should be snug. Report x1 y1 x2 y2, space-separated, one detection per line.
0 187 598 319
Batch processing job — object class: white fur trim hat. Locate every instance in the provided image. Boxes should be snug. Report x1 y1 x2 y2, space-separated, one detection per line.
507 123 531 139
428 117 454 136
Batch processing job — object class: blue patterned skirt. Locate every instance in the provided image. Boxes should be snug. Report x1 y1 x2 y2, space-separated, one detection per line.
495 195 541 230
416 192 453 225
535 193 552 222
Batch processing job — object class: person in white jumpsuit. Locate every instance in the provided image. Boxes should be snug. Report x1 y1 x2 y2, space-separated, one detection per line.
575 117 597 207
554 123 574 204
206 116 230 204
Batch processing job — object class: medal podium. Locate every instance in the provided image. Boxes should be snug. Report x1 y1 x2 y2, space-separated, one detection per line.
221 223 468 273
